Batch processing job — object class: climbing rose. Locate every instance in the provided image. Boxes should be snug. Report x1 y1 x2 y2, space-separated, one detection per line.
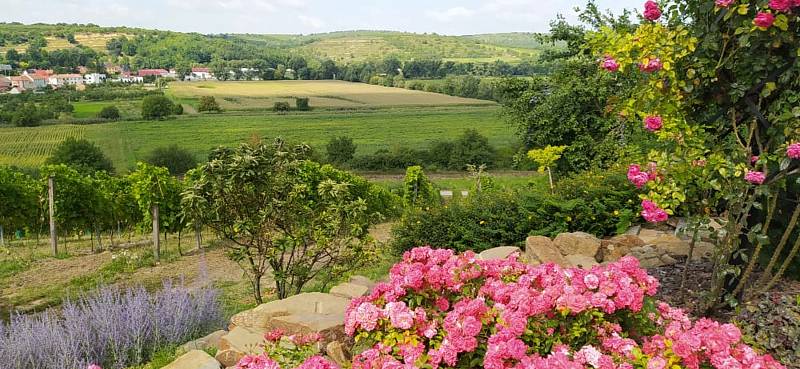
715 0 735 7
602 56 620 72
644 115 663 131
769 0 793 12
754 12 776 28
641 200 668 223
643 1 662 20
627 165 651 188
787 143 800 159
745 171 766 185
639 58 663 73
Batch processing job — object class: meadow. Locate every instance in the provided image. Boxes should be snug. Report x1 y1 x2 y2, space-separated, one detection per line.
167 80 495 110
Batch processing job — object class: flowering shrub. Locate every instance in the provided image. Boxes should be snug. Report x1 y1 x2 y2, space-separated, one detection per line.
346 247 785 369
233 329 339 369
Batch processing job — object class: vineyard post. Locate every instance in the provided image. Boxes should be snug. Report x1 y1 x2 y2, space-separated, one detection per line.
152 204 160 263
48 175 57 256
0 225 4 246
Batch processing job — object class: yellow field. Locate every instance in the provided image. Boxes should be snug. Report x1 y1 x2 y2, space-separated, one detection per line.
168 80 495 110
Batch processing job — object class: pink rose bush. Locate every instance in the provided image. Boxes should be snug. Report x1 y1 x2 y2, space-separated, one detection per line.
638 58 663 73
787 143 800 159
345 247 785 369
643 1 662 21
641 200 669 223
715 0 735 7
626 164 658 189
643 115 663 132
234 330 338 369
601 56 620 72
754 12 776 28
744 170 766 185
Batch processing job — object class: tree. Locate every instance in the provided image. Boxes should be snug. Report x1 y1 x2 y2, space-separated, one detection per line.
273 101 290 113
197 96 222 113
46 138 114 175
0 167 38 245
144 145 198 175
11 104 42 127
141 95 175 120
449 129 496 170
527 145 566 190
182 140 386 301
97 105 121 120
326 136 356 165
402 166 438 208
295 97 310 111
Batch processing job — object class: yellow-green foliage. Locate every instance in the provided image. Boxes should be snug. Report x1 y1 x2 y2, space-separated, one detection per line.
527 145 566 173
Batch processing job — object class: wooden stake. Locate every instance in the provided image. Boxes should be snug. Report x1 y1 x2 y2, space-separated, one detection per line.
152 204 160 263
48 176 57 256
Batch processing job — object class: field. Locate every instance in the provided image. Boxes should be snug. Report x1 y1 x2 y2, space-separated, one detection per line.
71 100 142 119
168 80 495 110
0 125 86 168
0 32 130 53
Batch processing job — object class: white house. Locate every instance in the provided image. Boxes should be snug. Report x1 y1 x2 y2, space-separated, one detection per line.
9 76 34 91
21 72 48 89
84 73 107 85
48 74 84 87
186 67 214 81
118 72 144 83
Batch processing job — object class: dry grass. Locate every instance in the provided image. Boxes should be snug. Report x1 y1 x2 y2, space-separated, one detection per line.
168 80 495 110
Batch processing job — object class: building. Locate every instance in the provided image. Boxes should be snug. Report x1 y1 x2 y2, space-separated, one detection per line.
48 74 84 87
186 67 214 81
0 64 11 73
77 66 90 74
118 71 144 83
21 72 49 89
0 76 10 93
137 69 170 78
10 76 34 91
104 63 122 74
29 69 54 78
84 73 107 85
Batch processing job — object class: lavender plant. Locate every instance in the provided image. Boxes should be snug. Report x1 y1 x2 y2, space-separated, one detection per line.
0 281 224 369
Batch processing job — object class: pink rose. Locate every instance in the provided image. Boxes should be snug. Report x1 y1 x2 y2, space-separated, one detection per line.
715 0 735 7
641 200 669 223
264 328 284 342
627 164 651 189
644 115 663 131
644 1 662 21
769 0 793 12
750 155 759 165
647 356 668 369
602 56 620 72
754 12 776 28
639 58 663 73
584 274 600 290
787 143 800 159
745 171 766 185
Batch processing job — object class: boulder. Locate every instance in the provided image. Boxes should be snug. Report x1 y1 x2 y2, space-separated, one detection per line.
268 313 345 345
598 235 645 262
628 245 661 260
478 246 521 261
349 275 376 290
525 236 568 266
330 283 369 299
163 350 220 369
649 234 686 254
660 254 678 265
637 229 666 244
638 257 664 269
177 330 227 355
215 349 243 368
326 341 349 368
553 232 601 258
218 326 267 355
565 254 599 270
624 225 641 236
230 292 351 330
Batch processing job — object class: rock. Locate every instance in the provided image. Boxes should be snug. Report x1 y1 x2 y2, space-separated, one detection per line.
637 229 666 244
218 326 267 355
565 254 599 270
624 225 641 236
628 245 661 260
525 236 568 266
649 234 686 254
326 341 349 368
553 232 601 258
478 246 521 261
330 283 369 299
598 235 645 262
268 313 345 345
163 350 220 369
230 292 351 330
215 349 243 368
660 254 678 265
177 330 227 355
639 257 664 269
349 275 375 290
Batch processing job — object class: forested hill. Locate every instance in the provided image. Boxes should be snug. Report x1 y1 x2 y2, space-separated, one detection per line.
0 23 560 75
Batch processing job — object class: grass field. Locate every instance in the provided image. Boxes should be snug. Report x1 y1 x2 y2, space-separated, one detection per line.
168 80 495 110
71 100 142 119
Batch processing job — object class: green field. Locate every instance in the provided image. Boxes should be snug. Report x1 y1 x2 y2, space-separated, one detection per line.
168 80 495 110
0 105 514 172
71 100 142 119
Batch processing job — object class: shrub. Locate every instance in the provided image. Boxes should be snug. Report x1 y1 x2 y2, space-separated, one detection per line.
346 247 785 369
46 138 115 175
231 330 337 369
197 96 222 113
326 136 356 165
171 102 184 116
0 281 223 369
11 104 42 127
735 293 800 368
141 95 175 120
295 97 310 111
144 145 198 175
274 101 291 113
97 106 120 120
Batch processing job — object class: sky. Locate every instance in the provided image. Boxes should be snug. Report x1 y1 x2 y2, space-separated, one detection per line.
0 0 643 35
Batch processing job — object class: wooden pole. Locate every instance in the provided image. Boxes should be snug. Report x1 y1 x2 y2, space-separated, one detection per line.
152 204 160 263
48 176 58 256
0 225 4 247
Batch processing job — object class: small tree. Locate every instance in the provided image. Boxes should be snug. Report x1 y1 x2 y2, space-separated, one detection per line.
402 166 438 208
144 145 198 176
0 167 38 246
197 96 222 113
326 136 356 165
449 129 496 170
46 138 115 175
182 140 383 301
527 145 566 190
12 104 42 127
141 95 175 120
128 163 183 261
295 97 310 111
97 105 121 120
171 103 184 116
273 101 290 114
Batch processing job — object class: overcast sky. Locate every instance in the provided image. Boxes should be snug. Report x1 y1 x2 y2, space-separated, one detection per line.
0 0 642 35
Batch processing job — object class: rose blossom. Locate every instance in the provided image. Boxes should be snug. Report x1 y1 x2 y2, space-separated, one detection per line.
639 58 663 73
769 0 793 12
715 0 735 7
641 200 669 223
602 56 620 72
644 1 662 21
754 12 776 28
644 115 663 131
751 155 759 165
787 143 800 159
745 171 766 185
264 328 284 342
627 165 651 188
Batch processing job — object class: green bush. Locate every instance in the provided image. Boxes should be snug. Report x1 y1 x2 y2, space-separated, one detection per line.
295 97 310 111
735 294 800 368
197 96 222 113
326 136 356 165
391 169 639 253
144 145 198 175
172 103 184 115
97 105 121 120
141 95 175 120
273 101 290 113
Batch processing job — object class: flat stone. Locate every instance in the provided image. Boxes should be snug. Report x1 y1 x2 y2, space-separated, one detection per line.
628 246 661 261
660 254 678 265
163 350 220 369
218 326 267 355
478 246 521 261
637 229 666 244
326 341 349 368
598 235 645 262
177 330 227 355
215 349 243 368
553 232 601 258
525 236 568 266
269 313 345 344
639 257 664 269
565 254 599 270
348 275 375 289
230 292 351 330
330 282 369 299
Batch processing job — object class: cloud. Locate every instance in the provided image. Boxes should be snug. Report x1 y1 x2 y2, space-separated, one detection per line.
425 6 476 22
298 15 325 29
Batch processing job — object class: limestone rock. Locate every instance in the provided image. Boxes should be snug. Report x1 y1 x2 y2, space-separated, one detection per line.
269 313 345 345
218 326 266 355
525 236 567 266
637 229 666 244
230 292 351 330
598 235 645 262
629 245 660 260
565 254 599 270
215 349 242 368
649 234 686 254
624 225 641 236
163 350 220 369
177 330 227 355
478 246 521 261
326 341 349 368
553 232 601 258
348 275 376 290
660 254 678 265
330 283 369 299
639 257 664 269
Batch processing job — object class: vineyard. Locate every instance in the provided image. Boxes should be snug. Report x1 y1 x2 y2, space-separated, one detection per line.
0 125 86 168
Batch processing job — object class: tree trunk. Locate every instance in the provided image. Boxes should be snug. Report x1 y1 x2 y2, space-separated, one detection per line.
152 204 160 263
547 167 554 191
0 225 4 247
96 227 103 252
195 225 202 251
48 176 57 257
177 229 182 256
253 274 263 304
